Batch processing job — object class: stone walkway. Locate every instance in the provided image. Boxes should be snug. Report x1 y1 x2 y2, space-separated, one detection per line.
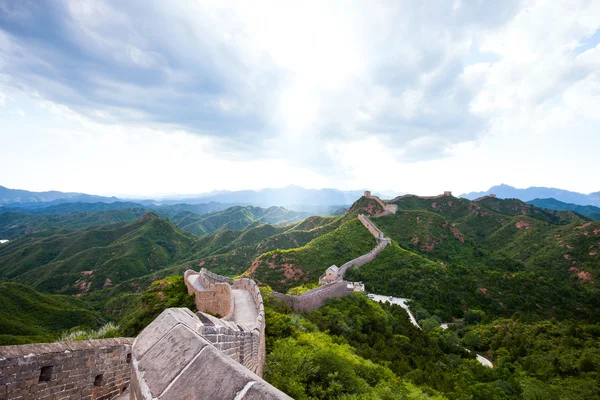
187 274 206 291
231 289 258 328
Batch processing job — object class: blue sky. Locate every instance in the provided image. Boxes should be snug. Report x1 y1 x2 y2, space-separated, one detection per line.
1 0 599 197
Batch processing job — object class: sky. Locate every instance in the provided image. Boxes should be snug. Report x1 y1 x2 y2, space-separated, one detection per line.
1 0 599 197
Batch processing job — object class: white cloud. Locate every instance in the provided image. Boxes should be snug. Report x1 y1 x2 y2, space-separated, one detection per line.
0 0 599 195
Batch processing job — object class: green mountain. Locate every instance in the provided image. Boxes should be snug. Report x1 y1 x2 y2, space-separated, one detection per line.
346 195 600 322
0 213 201 294
527 197 600 220
0 282 105 345
168 205 312 236
249 218 376 291
0 208 147 239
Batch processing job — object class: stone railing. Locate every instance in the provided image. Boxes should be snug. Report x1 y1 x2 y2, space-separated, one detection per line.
130 308 290 400
231 277 266 376
0 338 133 400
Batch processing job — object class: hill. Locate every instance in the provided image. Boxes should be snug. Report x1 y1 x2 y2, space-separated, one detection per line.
0 208 147 239
248 218 376 291
347 195 600 322
169 205 311 236
527 198 600 220
0 282 105 345
0 213 201 294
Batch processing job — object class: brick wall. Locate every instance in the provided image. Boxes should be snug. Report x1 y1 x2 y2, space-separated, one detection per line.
0 338 133 400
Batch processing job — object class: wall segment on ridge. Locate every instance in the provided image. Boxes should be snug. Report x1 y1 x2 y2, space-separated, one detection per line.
274 214 391 312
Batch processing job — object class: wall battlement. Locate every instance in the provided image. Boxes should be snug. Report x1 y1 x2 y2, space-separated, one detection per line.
0 338 133 400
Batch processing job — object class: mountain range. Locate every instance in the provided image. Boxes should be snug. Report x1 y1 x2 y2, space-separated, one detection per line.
5 183 600 208
461 184 600 206
0 184 397 208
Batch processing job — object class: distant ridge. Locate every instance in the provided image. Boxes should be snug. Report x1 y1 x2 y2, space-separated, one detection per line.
527 198 600 220
0 184 399 208
461 184 600 206
0 185 118 206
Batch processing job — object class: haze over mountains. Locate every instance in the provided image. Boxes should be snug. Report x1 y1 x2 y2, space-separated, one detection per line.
0 184 393 209
3 183 600 209
461 184 600 206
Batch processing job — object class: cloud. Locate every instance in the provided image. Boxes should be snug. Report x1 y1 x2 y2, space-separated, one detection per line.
0 0 522 163
0 0 599 195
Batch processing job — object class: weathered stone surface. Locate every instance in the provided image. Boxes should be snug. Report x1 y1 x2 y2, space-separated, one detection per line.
0 339 133 400
137 323 208 395
131 308 289 400
133 307 200 360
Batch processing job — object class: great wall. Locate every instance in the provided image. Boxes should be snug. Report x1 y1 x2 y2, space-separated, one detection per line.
1 192 473 399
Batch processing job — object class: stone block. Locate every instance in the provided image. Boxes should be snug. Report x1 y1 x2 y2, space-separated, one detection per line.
134 308 202 359
0 346 23 359
137 323 208 396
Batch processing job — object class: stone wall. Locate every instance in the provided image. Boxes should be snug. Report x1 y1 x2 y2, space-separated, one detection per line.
183 270 266 377
337 238 390 278
272 281 353 312
358 214 383 239
130 308 291 400
389 192 453 202
364 193 397 215
184 269 234 319
231 278 266 377
473 194 497 202
0 338 133 400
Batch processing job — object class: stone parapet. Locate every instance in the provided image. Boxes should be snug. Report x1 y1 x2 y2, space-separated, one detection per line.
130 308 290 400
0 338 133 400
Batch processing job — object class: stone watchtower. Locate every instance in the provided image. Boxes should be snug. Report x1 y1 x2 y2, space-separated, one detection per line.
364 190 371 197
